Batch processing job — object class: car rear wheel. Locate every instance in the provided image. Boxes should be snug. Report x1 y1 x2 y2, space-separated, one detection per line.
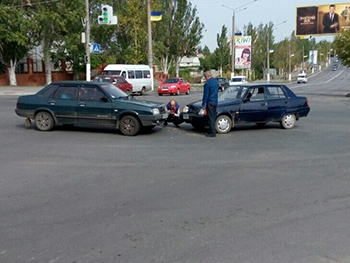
140 87 146 96
186 89 190 95
176 89 180 95
280 114 296 129
35 111 54 131
126 89 132 95
215 115 233 134
119 115 140 136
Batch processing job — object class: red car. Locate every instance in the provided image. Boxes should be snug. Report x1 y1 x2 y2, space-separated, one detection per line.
158 77 191 96
94 75 133 94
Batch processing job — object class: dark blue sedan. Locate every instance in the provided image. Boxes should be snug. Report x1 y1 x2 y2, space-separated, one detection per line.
181 84 310 134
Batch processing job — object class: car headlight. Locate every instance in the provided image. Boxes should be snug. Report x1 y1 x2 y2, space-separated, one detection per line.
198 108 205 115
151 108 160 115
182 106 189 113
170 85 177 88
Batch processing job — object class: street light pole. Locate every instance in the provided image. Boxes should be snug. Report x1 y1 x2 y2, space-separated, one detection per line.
222 0 257 78
85 0 91 81
266 20 286 82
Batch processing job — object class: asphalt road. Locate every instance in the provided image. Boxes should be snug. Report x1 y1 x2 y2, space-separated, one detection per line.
1 66 350 263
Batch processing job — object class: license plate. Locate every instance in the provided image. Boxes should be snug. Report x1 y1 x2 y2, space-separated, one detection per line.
183 114 189 120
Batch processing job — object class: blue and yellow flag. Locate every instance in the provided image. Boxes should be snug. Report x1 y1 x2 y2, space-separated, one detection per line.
150 11 162 21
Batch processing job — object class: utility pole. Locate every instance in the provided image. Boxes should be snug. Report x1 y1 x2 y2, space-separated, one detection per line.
147 0 153 70
85 0 91 81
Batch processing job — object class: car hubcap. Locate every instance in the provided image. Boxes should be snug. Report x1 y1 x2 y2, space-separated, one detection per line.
217 118 230 132
284 115 294 127
122 119 135 133
37 115 50 128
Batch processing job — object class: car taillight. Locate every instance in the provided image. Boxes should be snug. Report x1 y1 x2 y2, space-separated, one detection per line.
306 99 309 107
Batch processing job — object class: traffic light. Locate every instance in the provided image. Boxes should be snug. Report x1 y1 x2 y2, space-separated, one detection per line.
98 5 117 25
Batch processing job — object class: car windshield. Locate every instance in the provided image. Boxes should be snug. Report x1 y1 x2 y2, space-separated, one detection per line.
220 86 248 99
231 78 243 82
100 83 128 98
164 78 178 83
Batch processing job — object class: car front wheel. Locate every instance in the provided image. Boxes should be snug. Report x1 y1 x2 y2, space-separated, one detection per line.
280 114 296 129
215 115 233 134
35 111 54 131
119 115 140 136
186 89 190 95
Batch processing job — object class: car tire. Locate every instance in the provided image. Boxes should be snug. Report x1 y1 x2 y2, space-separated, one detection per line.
176 89 180 95
186 89 190 95
215 115 233 134
119 115 140 136
126 89 132 95
35 111 54 131
140 87 146 96
279 114 296 129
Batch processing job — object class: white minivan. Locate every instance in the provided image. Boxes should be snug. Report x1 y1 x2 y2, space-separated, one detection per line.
102 64 153 95
229 75 248 86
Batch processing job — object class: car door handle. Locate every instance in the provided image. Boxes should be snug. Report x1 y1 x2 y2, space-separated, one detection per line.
79 102 86 107
261 102 267 106
49 100 56 105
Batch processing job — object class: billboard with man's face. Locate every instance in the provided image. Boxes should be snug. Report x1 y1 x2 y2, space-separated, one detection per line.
296 2 350 36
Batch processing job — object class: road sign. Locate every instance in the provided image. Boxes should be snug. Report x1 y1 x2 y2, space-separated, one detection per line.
92 43 100 54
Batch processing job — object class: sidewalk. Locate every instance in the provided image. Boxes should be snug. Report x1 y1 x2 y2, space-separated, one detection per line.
0 86 43 96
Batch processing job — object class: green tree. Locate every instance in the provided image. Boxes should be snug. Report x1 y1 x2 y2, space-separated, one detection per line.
0 2 34 85
332 31 350 66
213 25 230 75
153 0 203 77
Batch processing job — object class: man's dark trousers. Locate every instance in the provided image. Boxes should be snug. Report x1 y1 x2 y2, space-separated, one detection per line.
207 102 217 135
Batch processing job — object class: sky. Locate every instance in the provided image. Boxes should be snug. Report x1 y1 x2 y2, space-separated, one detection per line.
190 0 342 51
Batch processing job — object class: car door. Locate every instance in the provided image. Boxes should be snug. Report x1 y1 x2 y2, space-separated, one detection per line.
265 86 290 120
77 84 114 127
238 87 268 122
49 84 79 124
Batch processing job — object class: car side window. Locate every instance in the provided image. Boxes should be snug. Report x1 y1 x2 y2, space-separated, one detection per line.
40 84 59 98
53 86 78 100
266 86 287 99
127 70 134 79
135 70 143 79
248 87 265 101
80 86 105 101
143 70 151 78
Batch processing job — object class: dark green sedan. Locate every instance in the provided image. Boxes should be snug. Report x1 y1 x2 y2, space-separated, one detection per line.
15 81 168 136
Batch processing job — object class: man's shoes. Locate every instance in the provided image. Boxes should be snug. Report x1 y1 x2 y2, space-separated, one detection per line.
164 121 168 126
205 133 216 138
175 124 180 128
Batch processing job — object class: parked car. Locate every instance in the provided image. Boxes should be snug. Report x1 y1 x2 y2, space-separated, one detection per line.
94 75 133 94
181 84 310 134
229 75 248 86
297 73 308 83
158 77 191 96
215 77 229 92
15 81 168 136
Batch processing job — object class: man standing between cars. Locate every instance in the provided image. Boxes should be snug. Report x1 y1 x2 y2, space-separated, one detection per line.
202 71 219 137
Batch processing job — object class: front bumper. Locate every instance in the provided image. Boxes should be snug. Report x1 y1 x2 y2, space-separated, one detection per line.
139 113 169 126
181 113 207 125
